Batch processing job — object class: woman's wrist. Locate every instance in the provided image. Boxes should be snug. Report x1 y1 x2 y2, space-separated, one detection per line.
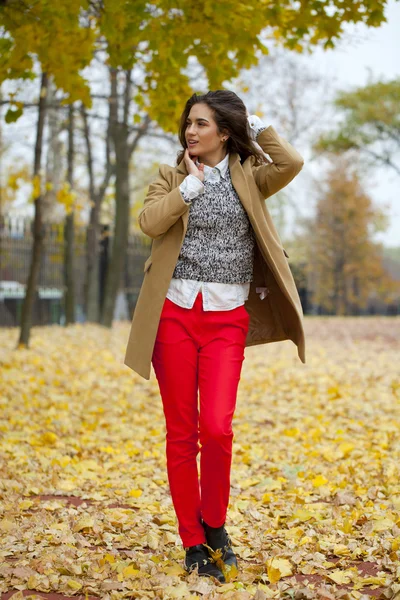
179 174 204 203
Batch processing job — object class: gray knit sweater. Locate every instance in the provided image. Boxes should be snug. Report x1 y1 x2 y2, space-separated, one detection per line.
172 167 255 284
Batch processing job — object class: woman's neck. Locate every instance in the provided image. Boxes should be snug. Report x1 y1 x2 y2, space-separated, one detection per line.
197 149 228 168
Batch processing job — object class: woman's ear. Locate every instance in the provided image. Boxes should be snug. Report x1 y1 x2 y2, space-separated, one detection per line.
220 130 229 142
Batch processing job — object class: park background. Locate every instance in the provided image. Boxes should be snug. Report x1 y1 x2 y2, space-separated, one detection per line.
0 1 400 599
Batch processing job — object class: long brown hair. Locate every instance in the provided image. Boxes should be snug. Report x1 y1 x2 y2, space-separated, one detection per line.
176 90 269 167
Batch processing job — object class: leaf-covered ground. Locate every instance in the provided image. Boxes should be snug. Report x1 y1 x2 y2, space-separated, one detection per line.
0 317 399 600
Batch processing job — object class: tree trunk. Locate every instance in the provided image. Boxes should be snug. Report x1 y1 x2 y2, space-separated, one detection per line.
64 104 75 325
43 77 63 222
18 72 48 346
81 104 114 323
100 68 131 327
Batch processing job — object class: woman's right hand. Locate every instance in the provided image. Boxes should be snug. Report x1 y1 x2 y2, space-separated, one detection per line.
183 148 205 183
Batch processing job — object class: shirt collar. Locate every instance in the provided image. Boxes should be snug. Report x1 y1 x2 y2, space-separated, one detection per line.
195 152 230 181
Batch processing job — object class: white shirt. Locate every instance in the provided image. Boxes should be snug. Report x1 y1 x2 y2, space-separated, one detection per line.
166 115 269 311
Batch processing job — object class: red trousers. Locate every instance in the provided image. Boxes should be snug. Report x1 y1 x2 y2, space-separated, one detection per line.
151 290 250 547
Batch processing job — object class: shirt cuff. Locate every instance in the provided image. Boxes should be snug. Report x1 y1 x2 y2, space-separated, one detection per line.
247 114 268 141
179 174 205 204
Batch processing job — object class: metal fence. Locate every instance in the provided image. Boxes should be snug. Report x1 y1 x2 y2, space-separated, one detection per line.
0 216 151 327
1 215 399 326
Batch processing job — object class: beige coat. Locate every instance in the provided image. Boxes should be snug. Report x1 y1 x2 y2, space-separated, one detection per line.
124 125 306 380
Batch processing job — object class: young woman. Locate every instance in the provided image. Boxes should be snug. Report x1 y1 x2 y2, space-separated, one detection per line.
124 90 305 583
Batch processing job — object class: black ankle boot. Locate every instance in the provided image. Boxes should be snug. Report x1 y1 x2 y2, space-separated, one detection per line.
183 544 226 582
202 521 238 571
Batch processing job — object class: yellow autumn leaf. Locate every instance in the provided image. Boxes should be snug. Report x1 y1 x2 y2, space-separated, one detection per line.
338 442 354 456
312 474 328 487
123 565 140 578
355 575 388 586
240 477 261 489
104 553 115 563
371 517 395 531
67 579 82 590
27 574 42 589
165 563 186 576
0 519 15 531
163 583 190 598
340 518 353 533
38 432 58 445
282 427 300 437
333 543 351 555
266 557 293 583
284 526 305 541
73 517 95 532
147 530 159 549
221 561 238 582
52 455 71 468
328 569 354 584
291 508 314 521
18 500 34 510
58 478 77 492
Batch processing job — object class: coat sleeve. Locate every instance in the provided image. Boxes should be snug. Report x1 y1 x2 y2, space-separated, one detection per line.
138 164 190 239
251 125 304 199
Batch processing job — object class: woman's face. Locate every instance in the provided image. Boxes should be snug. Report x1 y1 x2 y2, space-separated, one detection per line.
185 103 227 157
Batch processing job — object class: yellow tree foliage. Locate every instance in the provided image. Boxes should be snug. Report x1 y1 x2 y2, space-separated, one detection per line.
308 157 398 314
0 0 95 111
97 0 391 132
56 182 81 216
1 0 391 127
0 164 30 207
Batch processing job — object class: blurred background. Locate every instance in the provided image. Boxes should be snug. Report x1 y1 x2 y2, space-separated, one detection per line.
1 0 399 337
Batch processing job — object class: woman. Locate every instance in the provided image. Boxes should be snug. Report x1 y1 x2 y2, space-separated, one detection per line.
124 90 305 582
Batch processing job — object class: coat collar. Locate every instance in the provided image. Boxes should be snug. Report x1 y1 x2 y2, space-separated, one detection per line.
177 152 230 180
176 150 240 176
176 151 254 245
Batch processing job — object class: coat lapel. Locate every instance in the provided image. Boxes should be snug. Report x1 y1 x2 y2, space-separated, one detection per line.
175 152 254 244
229 153 255 221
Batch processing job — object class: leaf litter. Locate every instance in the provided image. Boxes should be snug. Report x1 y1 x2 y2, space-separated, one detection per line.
0 317 399 599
